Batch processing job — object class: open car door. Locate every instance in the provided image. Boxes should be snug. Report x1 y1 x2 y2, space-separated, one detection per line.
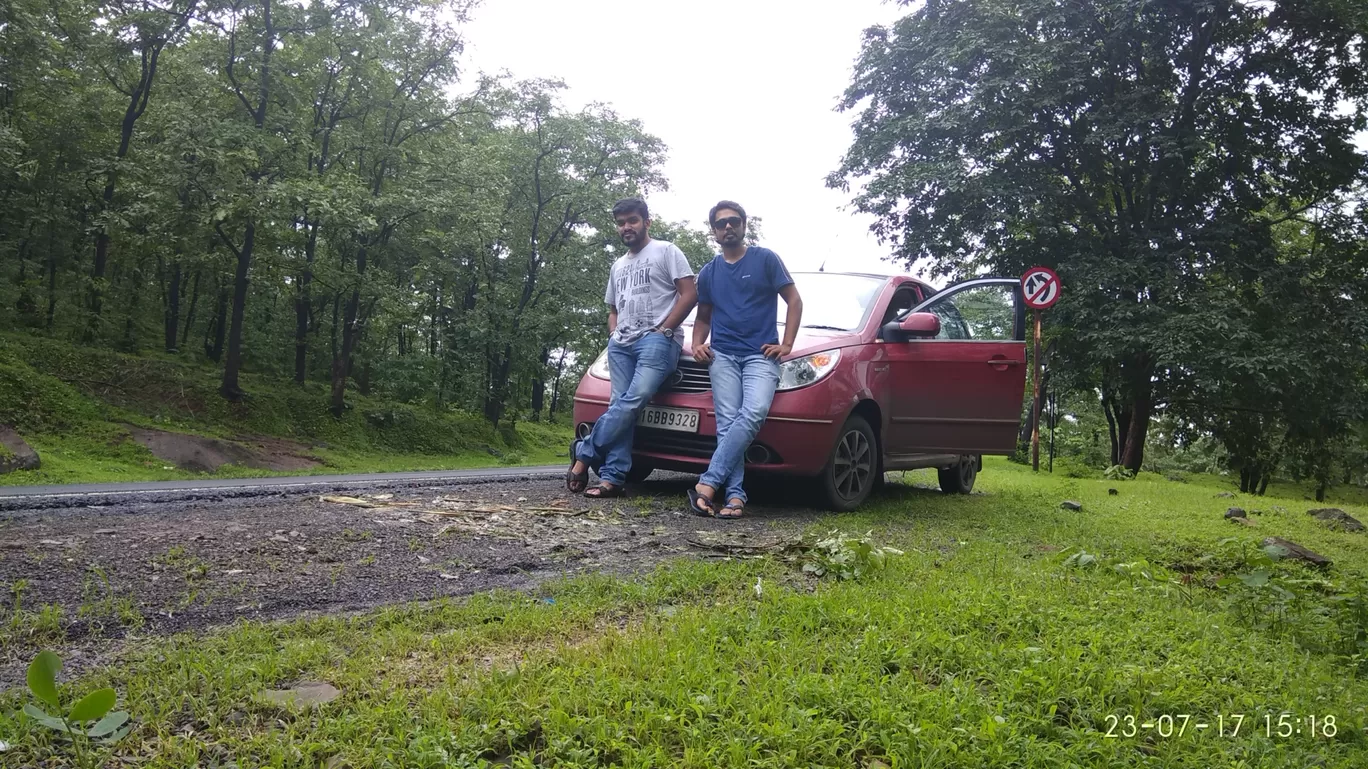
883 278 1028 455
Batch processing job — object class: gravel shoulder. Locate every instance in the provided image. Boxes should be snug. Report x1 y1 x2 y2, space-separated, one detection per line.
0 473 819 689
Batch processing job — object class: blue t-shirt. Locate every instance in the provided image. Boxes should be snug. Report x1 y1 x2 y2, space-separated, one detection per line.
696 246 795 357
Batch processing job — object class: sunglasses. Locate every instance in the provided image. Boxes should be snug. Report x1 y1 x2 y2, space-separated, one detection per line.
712 216 743 230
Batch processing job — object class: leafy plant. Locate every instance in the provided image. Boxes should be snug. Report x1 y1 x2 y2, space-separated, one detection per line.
800 530 903 580
1103 465 1136 481
1061 549 1100 569
19 650 131 768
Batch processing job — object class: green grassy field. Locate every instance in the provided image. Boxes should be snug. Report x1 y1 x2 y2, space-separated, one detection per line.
5 460 1368 767
0 334 572 486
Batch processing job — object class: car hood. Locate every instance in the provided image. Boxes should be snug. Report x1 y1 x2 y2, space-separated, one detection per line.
680 323 862 360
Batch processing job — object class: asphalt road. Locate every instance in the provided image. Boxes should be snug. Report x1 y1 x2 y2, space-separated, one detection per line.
0 465 565 510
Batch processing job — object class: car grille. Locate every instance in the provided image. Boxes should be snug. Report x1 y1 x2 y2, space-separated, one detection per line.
636 428 717 458
635 428 781 465
659 360 711 394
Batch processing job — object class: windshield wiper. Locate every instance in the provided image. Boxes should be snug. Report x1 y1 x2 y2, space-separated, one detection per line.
776 322 851 331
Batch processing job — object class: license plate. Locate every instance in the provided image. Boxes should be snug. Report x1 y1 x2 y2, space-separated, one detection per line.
637 406 699 433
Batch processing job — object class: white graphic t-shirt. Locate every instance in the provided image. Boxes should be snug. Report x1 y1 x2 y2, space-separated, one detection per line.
605 239 694 346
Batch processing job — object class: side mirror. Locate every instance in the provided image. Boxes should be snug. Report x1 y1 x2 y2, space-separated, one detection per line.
899 312 941 338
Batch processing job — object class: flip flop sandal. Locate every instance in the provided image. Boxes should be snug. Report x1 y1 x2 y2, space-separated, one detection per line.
687 488 718 517
583 483 623 499
717 502 744 519
565 440 588 493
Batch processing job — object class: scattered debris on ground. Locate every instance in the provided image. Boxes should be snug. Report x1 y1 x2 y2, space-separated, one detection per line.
0 475 816 688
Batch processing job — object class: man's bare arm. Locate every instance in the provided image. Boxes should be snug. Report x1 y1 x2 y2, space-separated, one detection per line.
762 284 803 359
692 303 714 363
657 276 697 330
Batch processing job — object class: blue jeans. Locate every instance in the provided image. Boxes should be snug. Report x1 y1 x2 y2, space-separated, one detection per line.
699 351 780 504
575 332 680 486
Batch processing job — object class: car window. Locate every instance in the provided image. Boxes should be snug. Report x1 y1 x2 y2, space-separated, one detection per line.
923 284 1017 341
880 287 920 327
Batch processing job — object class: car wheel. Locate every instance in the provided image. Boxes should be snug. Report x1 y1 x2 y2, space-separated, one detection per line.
626 462 655 484
938 454 978 494
819 415 878 511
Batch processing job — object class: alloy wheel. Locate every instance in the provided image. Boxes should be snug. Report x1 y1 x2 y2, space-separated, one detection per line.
832 428 874 501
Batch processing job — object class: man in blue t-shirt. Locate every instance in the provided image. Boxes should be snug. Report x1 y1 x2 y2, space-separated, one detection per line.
688 200 802 519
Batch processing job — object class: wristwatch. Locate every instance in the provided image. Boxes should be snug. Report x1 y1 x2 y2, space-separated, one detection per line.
657 327 675 339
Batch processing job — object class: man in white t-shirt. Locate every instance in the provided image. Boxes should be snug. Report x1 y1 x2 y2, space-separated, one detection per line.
567 197 697 498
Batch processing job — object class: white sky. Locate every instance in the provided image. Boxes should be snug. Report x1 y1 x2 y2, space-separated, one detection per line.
460 0 909 277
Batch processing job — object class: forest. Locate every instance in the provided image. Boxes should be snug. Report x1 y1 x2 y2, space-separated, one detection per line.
2 0 1366 496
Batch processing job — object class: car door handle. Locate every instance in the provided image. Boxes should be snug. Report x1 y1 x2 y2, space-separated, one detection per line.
987 359 1023 366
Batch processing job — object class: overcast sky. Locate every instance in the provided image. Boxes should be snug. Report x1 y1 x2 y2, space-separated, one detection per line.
459 0 908 277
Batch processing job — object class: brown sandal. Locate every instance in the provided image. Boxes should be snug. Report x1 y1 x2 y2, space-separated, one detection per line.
687 488 717 517
565 441 588 493
718 501 744 519
583 483 623 499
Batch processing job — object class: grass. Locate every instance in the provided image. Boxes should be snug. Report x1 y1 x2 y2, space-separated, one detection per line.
0 333 571 486
4 461 1368 767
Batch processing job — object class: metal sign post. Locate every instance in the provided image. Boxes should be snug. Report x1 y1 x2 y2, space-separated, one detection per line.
1021 267 1061 472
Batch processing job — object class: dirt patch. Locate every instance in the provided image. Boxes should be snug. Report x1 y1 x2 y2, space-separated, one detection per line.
0 425 41 474
0 474 818 689
125 426 321 472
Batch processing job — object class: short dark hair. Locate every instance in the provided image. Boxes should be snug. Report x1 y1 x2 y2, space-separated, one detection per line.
709 200 747 227
612 197 649 220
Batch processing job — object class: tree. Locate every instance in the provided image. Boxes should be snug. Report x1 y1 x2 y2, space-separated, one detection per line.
831 0 1368 472
82 0 199 339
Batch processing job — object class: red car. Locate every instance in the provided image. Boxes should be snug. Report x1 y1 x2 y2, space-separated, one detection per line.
571 272 1029 510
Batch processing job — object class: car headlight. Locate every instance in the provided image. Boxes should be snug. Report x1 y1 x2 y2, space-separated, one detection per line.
588 349 610 380
776 350 841 391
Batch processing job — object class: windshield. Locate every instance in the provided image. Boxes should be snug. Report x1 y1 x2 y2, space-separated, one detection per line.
686 273 887 331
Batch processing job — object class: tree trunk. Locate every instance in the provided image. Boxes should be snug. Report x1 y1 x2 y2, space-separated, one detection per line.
1239 467 1251 494
165 259 182 352
329 288 359 414
530 347 550 422
44 213 60 330
85 3 189 338
548 347 569 419
207 281 229 363
121 258 142 351
329 241 369 415
294 220 318 385
357 360 371 396
220 221 254 399
1120 387 1150 473
182 267 201 350
484 343 513 425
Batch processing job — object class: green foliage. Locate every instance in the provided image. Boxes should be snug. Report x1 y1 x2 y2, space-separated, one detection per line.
1102 465 1135 481
0 332 570 485
0 0 707 432
20 650 131 768
799 529 903 580
832 0 1368 476
2 462 1368 765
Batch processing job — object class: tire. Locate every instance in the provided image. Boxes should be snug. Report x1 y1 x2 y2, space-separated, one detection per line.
626 462 655 484
938 454 978 494
818 415 879 511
